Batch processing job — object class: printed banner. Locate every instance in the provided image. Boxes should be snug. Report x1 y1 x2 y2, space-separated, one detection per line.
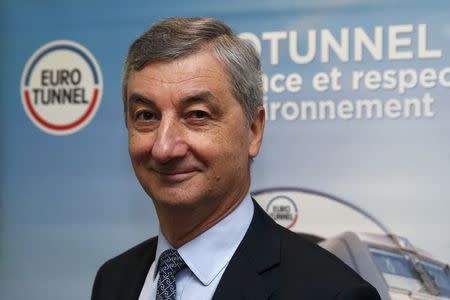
1 1 449 299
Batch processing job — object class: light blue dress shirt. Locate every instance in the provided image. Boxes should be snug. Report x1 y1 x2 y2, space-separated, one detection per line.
138 194 254 300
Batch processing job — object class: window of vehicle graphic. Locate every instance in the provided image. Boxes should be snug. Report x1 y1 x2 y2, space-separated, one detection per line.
370 248 420 280
419 259 450 297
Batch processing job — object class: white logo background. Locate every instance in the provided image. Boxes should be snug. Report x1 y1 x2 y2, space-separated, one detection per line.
21 40 103 135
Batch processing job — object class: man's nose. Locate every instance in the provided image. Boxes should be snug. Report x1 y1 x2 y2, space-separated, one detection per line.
151 117 188 163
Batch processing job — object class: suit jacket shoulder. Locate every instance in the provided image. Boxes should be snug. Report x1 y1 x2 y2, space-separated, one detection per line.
91 237 158 300
276 225 378 299
213 201 381 300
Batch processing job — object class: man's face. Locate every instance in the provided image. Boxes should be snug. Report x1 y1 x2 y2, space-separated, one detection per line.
126 48 264 213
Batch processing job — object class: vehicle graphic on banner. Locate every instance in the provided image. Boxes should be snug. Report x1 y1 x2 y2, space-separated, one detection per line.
252 188 450 300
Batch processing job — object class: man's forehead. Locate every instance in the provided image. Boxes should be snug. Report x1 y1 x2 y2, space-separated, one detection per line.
129 49 228 84
129 68 216 85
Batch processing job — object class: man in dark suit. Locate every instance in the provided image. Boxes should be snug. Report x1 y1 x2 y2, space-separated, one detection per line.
92 17 381 300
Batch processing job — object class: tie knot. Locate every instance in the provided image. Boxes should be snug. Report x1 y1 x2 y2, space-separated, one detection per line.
158 249 187 277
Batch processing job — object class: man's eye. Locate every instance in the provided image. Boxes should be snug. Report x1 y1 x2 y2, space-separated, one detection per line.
136 111 157 121
188 110 209 119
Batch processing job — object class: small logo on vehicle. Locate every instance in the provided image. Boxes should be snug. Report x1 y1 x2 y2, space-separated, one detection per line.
266 195 298 228
21 40 103 135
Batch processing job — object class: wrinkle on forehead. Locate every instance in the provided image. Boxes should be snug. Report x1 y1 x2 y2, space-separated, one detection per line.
132 73 218 85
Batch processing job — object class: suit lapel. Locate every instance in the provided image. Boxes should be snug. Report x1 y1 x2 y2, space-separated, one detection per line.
120 237 158 300
212 201 281 300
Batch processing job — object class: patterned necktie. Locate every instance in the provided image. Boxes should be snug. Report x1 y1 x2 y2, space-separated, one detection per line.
156 249 187 300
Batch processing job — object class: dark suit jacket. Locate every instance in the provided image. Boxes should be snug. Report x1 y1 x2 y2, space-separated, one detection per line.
91 202 381 300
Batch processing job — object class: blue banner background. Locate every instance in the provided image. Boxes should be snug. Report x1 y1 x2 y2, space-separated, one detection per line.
1 1 449 299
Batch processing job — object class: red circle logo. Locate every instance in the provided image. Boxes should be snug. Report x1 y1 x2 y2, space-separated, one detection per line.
21 40 103 135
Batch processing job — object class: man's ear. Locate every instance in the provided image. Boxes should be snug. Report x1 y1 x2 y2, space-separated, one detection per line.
248 106 265 158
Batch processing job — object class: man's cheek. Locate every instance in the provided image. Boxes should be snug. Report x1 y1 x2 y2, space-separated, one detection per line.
129 135 151 155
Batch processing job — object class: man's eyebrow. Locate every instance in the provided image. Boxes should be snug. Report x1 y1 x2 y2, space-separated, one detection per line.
128 94 156 107
128 91 222 111
180 92 219 107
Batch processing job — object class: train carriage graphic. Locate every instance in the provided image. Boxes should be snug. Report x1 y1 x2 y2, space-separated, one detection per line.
252 188 450 300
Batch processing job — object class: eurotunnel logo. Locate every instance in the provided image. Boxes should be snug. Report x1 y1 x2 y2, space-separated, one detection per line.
21 40 103 135
266 195 298 229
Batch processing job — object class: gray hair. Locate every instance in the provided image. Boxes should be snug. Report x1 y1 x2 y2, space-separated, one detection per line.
122 17 263 126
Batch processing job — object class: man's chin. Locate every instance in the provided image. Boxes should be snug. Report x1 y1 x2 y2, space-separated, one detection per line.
151 190 208 209
141 172 212 207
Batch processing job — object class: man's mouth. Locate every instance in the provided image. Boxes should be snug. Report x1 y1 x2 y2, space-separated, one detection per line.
152 168 199 183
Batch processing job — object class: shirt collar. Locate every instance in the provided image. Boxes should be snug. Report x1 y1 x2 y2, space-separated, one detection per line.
153 193 254 286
